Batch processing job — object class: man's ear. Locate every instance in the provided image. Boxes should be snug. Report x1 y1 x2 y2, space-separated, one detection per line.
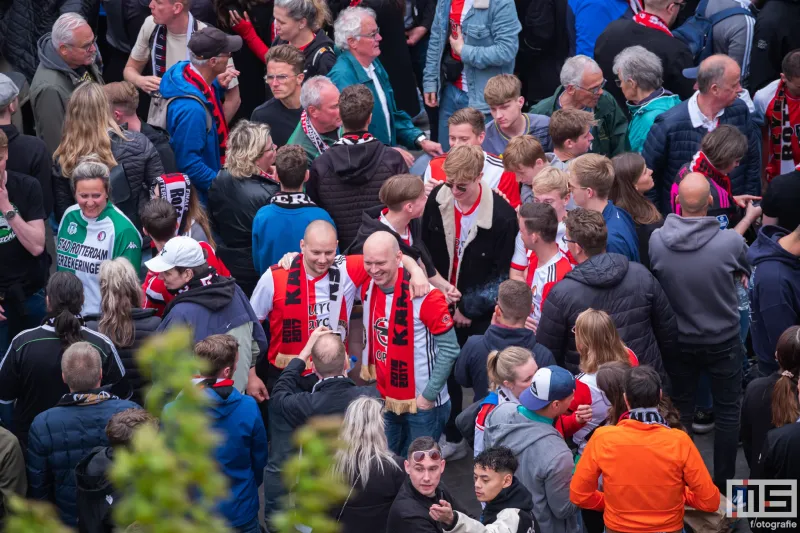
404 460 411 474
707 194 713 207
503 472 513 488
297 72 305 85
303 170 310 183
517 96 525 108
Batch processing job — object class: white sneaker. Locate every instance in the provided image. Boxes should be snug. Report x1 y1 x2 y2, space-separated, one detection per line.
441 439 468 461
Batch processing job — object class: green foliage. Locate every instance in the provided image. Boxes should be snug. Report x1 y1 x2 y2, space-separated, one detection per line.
4 495 73 533
272 417 349 533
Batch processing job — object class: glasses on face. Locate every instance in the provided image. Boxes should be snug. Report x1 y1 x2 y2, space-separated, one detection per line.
265 74 293 84
444 181 468 193
576 79 607 95
68 37 97 53
263 144 276 156
359 27 380 40
411 449 442 463
562 235 578 245
568 182 589 192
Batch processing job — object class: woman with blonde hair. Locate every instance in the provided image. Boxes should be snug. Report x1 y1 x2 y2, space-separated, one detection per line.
85 258 161 405
52 82 164 228
333 396 404 533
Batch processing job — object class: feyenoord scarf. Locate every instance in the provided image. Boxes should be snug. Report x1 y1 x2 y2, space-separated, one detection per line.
333 132 375 146
689 151 733 199
633 12 672 36
152 13 196 77
300 110 330 156
362 269 416 414
276 254 347 369
153 174 191 234
766 79 800 182
183 64 229 165
618 407 669 428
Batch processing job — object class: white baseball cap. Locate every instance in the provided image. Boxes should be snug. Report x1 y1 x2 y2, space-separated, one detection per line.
145 236 205 273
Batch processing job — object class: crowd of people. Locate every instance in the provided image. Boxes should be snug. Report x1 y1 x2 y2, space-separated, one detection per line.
1 0 800 532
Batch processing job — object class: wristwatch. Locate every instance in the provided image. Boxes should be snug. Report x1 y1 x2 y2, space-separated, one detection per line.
3 209 15 221
415 134 427 149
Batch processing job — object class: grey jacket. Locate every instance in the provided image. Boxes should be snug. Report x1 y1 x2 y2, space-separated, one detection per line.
30 33 104 156
705 0 755 82
649 214 750 345
484 403 580 533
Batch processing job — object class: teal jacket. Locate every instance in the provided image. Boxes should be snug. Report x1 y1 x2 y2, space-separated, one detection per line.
626 91 681 153
328 52 423 150
531 86 629 157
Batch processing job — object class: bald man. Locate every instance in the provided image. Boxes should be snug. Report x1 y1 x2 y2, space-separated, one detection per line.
649 172 751 490
360 231 460 456
643 54 761 213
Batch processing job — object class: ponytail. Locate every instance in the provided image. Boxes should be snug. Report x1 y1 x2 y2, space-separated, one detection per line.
486 347 533 392
487 350 501 391
771 326 800 427
45 271 85 347
310 0 331 32
53 309 83 347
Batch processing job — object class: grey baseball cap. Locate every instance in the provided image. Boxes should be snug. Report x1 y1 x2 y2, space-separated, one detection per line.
0 73 23 107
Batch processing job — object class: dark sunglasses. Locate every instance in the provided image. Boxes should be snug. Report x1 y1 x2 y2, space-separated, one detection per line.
444 181 468 193
411 449 442 462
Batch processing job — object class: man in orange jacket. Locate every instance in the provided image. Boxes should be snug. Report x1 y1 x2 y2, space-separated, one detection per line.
570 365 720 533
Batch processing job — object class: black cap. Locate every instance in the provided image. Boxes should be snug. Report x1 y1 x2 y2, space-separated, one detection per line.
188 27 242 59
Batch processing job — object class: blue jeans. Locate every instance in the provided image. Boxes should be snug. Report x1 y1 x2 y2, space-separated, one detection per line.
235 515 262 533
385 401 451 457
0 288 47 356
438 84 470 152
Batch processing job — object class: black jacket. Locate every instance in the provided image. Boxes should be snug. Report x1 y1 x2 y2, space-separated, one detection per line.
749 0 800 91
387 477 466 533
460 477 534 533
139 122 177 174
536 253 676 377
346 204 437 277
274 30 337 81
103 0 150 53
422 183 518 324
516 0 570 103
207 169 279 296
456 325 556 402
741 372 780 470
0 123 52 215
751 423 800 533
308 134 407 251
337 456 406 533
594 18 695 111
271 358 381 429
84 308 162 406
75 446 115 533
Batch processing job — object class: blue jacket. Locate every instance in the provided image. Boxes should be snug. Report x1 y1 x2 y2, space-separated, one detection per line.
160 61 225 202
747 225 800 366
26 391 139 526
568 0 631 57
642 97 762 213
166 385 267 527
328 53 422 149
251 193 335 276
603 200 640 263
423 0 521 114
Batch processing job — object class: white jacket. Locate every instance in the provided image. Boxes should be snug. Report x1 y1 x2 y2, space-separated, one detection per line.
445 509 521 533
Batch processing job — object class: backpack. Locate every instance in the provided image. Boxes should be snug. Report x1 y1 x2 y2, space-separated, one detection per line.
672 0 755 64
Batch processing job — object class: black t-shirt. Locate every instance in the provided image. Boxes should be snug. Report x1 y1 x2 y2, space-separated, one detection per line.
0 171 47 295
250 98 303 148
762 171 800 232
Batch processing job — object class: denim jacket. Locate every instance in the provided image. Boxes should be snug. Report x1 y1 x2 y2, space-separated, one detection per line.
423 0 521 114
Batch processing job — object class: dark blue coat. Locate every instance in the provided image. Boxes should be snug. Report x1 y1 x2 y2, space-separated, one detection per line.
642 98 761 213
26 391 139 526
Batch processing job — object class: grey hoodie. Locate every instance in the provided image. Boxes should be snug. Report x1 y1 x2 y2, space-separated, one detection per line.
484 402 580 533
705 0 755 83
649 214 750 344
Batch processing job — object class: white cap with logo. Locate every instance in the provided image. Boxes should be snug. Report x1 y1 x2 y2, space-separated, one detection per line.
145 236 205 273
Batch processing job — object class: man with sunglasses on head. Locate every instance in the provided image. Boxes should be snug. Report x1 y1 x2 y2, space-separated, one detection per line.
251 45 305 148
531 55 628 158
387 436 467 533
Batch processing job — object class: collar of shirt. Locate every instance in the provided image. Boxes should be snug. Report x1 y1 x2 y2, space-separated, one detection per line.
311 375 348 393
688 91 725 131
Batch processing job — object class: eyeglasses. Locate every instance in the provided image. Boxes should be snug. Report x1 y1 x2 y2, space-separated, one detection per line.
562 235 578 245
444 181 468 193
567 182 589 192
263 144 276 155
67 37 97 53
265 74 293 83
359 28 380 40
615 78 625 87
576 79 607 95
411 449 442 463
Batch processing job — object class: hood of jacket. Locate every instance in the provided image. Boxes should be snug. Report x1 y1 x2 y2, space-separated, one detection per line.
159 60 207 102
167 277 236 313
483 477 534 521
326 135 385 184
205 385 244 419
565 253 629 289
657 214 722 252
482 325 539 352
302 30 335 60
0 124 20 144
85 307 159 324
37 33 78 77
74 446 114 494
56 388 119 407
628 91 681 117
747 225 800 269
484 403 564 457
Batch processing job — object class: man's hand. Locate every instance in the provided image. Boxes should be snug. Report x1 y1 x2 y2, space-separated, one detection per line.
409 268 431 298
732 194 762 208
524 315 538 333
420 139 444 157
300 326 332 361
429 500 455 526
574 404 592 424
135 75 162 95
424 92 438 108
444 285 461 305
416 394 434 411
405 26 427 46
453 308 472 328
392 146 416 169
0 173 11 213
449 24 464 56
424 178 443 197
278 251 300 269
493 188 511 205
246 367 268 402
744 200 763 222
217 66 240 89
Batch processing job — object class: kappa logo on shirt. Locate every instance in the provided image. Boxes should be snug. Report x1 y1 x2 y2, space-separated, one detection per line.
126 242 138 250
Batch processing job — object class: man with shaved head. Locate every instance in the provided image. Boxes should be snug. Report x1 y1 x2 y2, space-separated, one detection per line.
643 54 761 213
649 172 751 490
360 231 460 456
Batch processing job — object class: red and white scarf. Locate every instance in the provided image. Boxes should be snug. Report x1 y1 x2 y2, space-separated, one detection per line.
153 173 191 234
766 79 800 182
634 12 672 36
333 132 375 146
182 64 229 165
362 269 417 414
301 110 330 156
689 150 733 197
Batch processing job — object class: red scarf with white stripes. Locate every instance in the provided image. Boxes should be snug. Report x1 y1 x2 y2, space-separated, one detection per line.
182 64 229 165
634 12 673 36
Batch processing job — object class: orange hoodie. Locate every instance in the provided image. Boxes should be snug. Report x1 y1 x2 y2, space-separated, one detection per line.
569 419 720 533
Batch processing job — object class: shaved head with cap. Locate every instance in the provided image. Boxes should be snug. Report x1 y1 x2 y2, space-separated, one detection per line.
300 220 338 277
677 173 712 216
363 231 403 289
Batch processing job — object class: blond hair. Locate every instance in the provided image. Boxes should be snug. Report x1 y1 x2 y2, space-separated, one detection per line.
483 74 522 107
224 120 272 178
98 258 143 347
54 82 125 177
103 81 139 116
549 108 596 148
569 153 614 198
443 144 484 183
503 134 545 171
487 346 534 391
575 309 631 374
379 174 424 211
532 166 570 198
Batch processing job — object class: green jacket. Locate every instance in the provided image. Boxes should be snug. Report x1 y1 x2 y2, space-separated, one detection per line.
327 52 422 150
531 86 629 157
286 122 339 167
626 92 681 153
